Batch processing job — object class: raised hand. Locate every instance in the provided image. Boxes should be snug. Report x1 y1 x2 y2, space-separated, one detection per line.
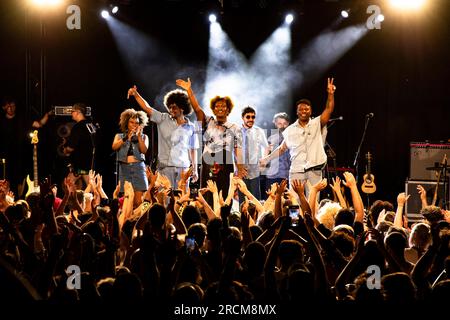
191 168 199 183
417 185 427 201
342 171 357 189
196 188 208 203
331 176 342 193
178 189 192 204
377 209 387 225
327 77 336 94
127 85 138 99
266 182 278 199
397 192 410 206
236 165 248 179
218 190 225 207
176 78 191 91
146 166 158 187
157 173 172 190
311 178 328 192
113 181 121 199
6 191 14 202
233 176 248 193
96 174 103 189
292 179 306 197
180 167 193 185
241 201 250 229
206 180 217 194
276 179 288 196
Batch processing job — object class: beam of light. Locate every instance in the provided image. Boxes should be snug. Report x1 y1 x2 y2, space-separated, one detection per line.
206 22 293 125
289 24 368 91
247 24 293 125
105 17 204 112
205 22 250 123
389 0 427 10
106 17 174 87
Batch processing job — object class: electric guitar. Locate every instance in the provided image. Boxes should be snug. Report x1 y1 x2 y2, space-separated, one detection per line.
25 130 40 197
361 152 376 194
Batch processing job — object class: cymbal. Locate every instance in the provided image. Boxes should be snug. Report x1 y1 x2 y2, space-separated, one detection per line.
426 165 450 170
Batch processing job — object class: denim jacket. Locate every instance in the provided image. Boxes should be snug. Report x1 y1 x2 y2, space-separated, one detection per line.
117 133 145 162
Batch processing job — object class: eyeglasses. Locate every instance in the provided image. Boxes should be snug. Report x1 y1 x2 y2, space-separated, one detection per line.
245 115 256 119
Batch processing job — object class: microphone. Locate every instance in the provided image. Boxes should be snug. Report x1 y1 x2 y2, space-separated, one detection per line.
366 113 374 118
328 116 343 122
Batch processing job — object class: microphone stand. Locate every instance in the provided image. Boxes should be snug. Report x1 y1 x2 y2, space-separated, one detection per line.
443 158 448 210
353 115 372 182
115 151 119 187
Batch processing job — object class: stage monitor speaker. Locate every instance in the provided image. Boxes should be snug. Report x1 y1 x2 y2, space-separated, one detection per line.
410 142 450 180
54 106 91 117
405 180 448 223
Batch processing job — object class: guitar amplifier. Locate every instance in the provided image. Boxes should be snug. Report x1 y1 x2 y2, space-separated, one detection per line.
405 180 448 223
54 106 91 116
410 142 450 180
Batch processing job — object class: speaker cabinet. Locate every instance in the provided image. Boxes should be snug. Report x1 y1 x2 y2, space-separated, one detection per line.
405 180 448 223
410 142 450 180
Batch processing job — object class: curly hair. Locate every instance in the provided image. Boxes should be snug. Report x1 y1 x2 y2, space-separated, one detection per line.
273 112 289 123
119 108 149 133
163 89 192 115
316 201 342 230
210 96 234 115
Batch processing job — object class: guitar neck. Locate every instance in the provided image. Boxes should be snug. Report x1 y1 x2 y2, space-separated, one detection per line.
33 144 38 187
367 162 372 175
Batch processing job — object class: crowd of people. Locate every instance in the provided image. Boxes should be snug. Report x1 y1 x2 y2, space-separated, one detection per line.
0 78 449 309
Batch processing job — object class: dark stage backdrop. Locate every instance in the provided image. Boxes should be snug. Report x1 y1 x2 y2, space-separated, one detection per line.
0 0 449 203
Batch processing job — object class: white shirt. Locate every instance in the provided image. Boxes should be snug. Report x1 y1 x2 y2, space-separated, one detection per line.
242 125 269 179
203 117 242 155
150 109 199 168
282 116 327 173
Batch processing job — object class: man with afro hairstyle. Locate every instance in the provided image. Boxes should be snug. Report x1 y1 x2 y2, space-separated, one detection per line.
128 85 199 188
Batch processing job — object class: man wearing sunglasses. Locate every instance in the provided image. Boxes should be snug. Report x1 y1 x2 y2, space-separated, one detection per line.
240 106 268 200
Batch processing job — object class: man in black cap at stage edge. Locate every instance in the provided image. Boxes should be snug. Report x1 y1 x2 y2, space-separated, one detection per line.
63 103 96 189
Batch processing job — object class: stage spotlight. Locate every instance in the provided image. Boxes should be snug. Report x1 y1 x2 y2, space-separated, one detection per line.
341 10 349 18
112 6 119 14
209 14 217 23
101 10 110 19
285 13 294 24
376 14 385 22
390 0 426 10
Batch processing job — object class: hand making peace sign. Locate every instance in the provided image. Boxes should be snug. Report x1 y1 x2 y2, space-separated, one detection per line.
327 77 336 94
